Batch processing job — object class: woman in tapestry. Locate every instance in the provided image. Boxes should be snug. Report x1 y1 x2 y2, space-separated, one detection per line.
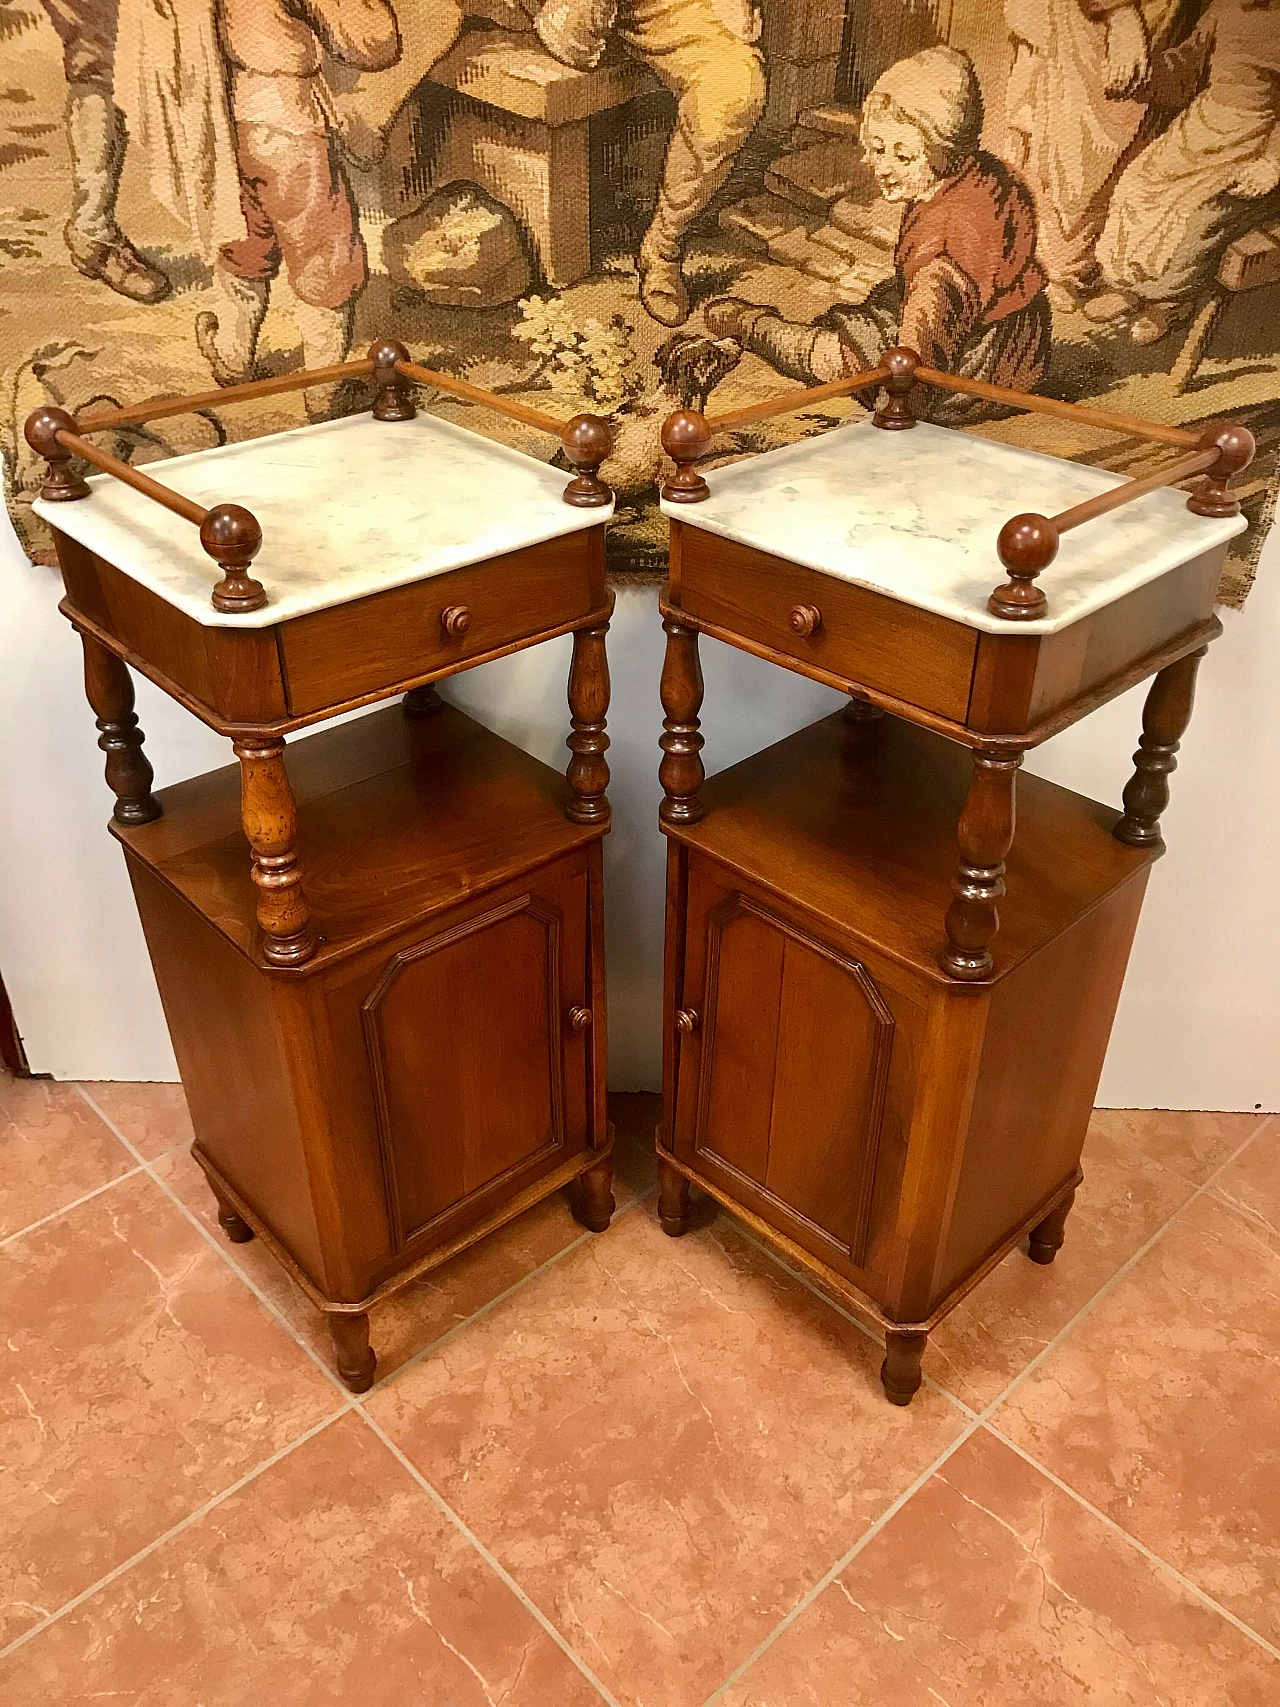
704 46 1052 421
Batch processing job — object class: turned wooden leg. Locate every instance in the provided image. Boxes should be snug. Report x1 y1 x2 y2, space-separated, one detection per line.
329 1313 377 1393
566 621 611 826
402 683 443 717
1114 650 1206 849
657 1157 691 1237
940 748 1022 981
881 1328 928 1406
210 1186 254 1244
843 695 885 726
233 738 317 967
1028 1189 1077 1265
659 618 705 827
79 632 161 826
573 1156 616 1232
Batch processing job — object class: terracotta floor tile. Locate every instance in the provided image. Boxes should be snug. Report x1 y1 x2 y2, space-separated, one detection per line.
925 1109 1262 1410
0 1077 134 1241
0 1413 603 1705
369 1205 966 1707
997 1189 1280 1645
1211 1118 1280 1253
0 1172 336 1647
79 1080 196 1160
720 1429 1278 1706
155 1145 598 1386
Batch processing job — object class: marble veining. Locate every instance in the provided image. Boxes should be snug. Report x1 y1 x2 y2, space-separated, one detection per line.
662 419 1246 635
34 410 612 628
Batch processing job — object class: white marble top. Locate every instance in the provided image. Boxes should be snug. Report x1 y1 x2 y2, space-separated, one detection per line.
661 419 1245 635
35 410 612 628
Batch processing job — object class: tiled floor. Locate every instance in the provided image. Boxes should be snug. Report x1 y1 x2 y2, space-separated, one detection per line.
1 1077 1277 1705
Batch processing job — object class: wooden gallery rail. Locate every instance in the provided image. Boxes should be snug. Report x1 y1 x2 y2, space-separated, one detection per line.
24 339 614 615
659 345 1254 621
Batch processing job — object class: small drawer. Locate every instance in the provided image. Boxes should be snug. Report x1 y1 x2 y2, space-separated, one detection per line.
280 533 598 716
676 526 977 723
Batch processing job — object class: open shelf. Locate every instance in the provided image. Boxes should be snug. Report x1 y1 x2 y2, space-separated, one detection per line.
113 703 600 970
664 711 1157 984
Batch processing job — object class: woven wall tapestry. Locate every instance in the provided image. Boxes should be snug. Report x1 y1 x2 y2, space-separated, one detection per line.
2 0 1277 601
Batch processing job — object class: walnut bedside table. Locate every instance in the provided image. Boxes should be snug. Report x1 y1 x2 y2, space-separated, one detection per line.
26 344 617 1391
653 349 1252 1405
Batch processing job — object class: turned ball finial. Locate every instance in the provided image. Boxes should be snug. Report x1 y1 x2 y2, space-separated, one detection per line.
25 404 91 501
660 408 713 502
989 511 1058 621
201 502 267 614
873 346 921 431
368 337 415 422
560 412 613 507
1189 420 1255 517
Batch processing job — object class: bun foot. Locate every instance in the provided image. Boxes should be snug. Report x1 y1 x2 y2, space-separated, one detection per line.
329 1313 377 1393
881 1329 927 1406
573 1157 615 1232
657 1157 691 1237
1028 1189 1077 1266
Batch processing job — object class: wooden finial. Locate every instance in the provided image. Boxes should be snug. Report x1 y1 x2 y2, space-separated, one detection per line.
25 404 91 501
988 512 1058 621
201 502 267 613
1188 421 1254 517
660 408 713 502
560 413 613 507
368 338 415 421
872 347 920 431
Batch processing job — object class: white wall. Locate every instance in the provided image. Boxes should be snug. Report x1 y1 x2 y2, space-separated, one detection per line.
1 509 1276 1108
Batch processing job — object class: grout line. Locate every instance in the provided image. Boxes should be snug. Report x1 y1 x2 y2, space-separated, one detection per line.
700 1412 986 1706
981 1420 1280 1664
697 1110 1278 1701
975 1109 1276 1422
355 1406 624 1707
0 1162 148 1250
366 1186 655 1397
32 1087 644 1693
0 1405 352 1661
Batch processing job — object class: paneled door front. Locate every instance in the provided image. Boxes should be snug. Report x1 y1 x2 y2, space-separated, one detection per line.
671 855 901 1275
360 853 592 1252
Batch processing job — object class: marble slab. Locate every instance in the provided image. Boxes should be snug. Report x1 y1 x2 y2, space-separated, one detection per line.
661 419 1246 635
34 410 613 628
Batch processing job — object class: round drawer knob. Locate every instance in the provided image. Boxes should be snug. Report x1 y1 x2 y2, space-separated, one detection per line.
675 1008 700 1034
440 605 472 638
789 603 822 638
569 1005 592 1032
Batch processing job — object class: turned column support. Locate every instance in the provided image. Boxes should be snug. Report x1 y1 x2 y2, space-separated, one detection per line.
572 1156 616 1232
941 747 1023 981
881 1328 927 1405
78 632 162 826
232 737 317 967
565 621 611 825
1028 1188 1077 1265
329 1312 376 1393
658 1157 691 1237
1113 649 1206 849
659 617 705 826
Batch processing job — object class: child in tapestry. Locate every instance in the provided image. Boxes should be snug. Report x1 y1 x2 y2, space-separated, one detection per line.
704 46 1051 420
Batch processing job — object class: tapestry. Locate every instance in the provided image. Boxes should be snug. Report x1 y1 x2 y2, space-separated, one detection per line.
2 0 1277 601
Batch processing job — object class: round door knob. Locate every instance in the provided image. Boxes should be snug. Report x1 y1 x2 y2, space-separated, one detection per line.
569 1005 592 1032
440 605 472 638
789 603 822 638
675 1008 700 1034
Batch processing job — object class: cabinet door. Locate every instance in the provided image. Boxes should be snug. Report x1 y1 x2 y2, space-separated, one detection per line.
360 856 590 1252
672 859 900 1273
